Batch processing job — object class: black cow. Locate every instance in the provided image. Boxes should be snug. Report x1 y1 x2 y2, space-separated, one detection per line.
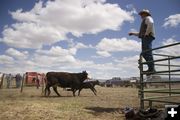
44 71 88 97
78 80 100 96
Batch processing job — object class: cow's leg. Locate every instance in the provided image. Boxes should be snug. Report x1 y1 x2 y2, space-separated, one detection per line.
72 88 76 97
45 84 51 96
53 86 61 97
78 88 83 96
47 87 51 96
90 87 97 96
93 87 97 93
44 87 47 96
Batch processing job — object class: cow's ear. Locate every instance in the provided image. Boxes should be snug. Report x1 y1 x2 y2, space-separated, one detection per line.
82 71 87 74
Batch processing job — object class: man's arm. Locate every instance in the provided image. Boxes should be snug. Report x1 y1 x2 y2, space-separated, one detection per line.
128 32 139 36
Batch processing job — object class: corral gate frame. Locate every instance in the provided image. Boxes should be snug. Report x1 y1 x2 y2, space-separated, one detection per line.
139 42 180 109
0 73 45 95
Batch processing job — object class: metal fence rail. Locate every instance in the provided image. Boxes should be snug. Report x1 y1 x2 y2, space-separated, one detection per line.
139 42 180 109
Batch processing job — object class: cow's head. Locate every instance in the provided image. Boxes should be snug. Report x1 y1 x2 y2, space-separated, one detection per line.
96 80 100 85
82 71 88 80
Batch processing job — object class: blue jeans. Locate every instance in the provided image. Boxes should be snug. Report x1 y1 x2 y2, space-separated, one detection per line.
141 36 155 71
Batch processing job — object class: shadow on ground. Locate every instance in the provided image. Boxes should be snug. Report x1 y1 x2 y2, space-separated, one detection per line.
85 106 123 114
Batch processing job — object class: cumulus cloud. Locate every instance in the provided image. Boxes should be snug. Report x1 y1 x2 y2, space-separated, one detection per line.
2 22 66 49
152 38 180 71
0 55 14 64
163 14 180 28
0 53 141 79
32 42 92 68
96 51 111 57
0 38 96 74
5 48 28 60
156 38 180 56
35 46 76 65
0 0 139 78
114 55 139 70
126 4 137 15
0 44 141 78
0 0 134 49
162 38 178 45
96 37 141 57
111 55 140 77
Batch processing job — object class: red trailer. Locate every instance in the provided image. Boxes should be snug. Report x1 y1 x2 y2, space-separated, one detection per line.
25 72 45 87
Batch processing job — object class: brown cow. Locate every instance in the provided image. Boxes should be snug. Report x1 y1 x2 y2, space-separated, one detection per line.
44 71 88 97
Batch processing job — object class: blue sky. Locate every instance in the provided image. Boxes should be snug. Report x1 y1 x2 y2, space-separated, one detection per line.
0 0 180 79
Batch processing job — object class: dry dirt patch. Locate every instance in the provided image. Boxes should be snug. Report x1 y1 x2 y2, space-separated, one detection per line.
0 87 139 120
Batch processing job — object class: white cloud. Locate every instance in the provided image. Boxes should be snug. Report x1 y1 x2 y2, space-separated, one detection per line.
0 55 14 64
1 0 134 49
2 22 66 49
152 38 180 71
74 42 89 49
0 40 95 74
0 45 141 78
115 55 139 70
129 28 138 32
0 0 138 78
125 4 137 15
32 43 92 69
5 48 28 60
37 46 75 56
82 0 106 6
163 14 180 28
162 38 178 45
0 55 141 79
96 37 141 57
96 51 111 57
156 38 180 56
35 46 76 65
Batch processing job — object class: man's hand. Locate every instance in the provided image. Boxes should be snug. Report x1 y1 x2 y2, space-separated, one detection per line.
128 32 133 36
128 32 139 36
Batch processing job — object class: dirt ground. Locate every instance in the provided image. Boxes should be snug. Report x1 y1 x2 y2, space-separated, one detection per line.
0 86 140 120
0 86 174 120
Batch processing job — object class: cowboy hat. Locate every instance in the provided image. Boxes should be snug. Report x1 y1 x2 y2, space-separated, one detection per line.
138 9 151 16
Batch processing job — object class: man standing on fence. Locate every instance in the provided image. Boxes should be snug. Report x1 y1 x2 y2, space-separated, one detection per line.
129 9 156 74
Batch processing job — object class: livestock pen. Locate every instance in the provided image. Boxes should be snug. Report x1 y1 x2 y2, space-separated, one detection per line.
139 42 180 109
0 73 18 89
0 72 46 95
